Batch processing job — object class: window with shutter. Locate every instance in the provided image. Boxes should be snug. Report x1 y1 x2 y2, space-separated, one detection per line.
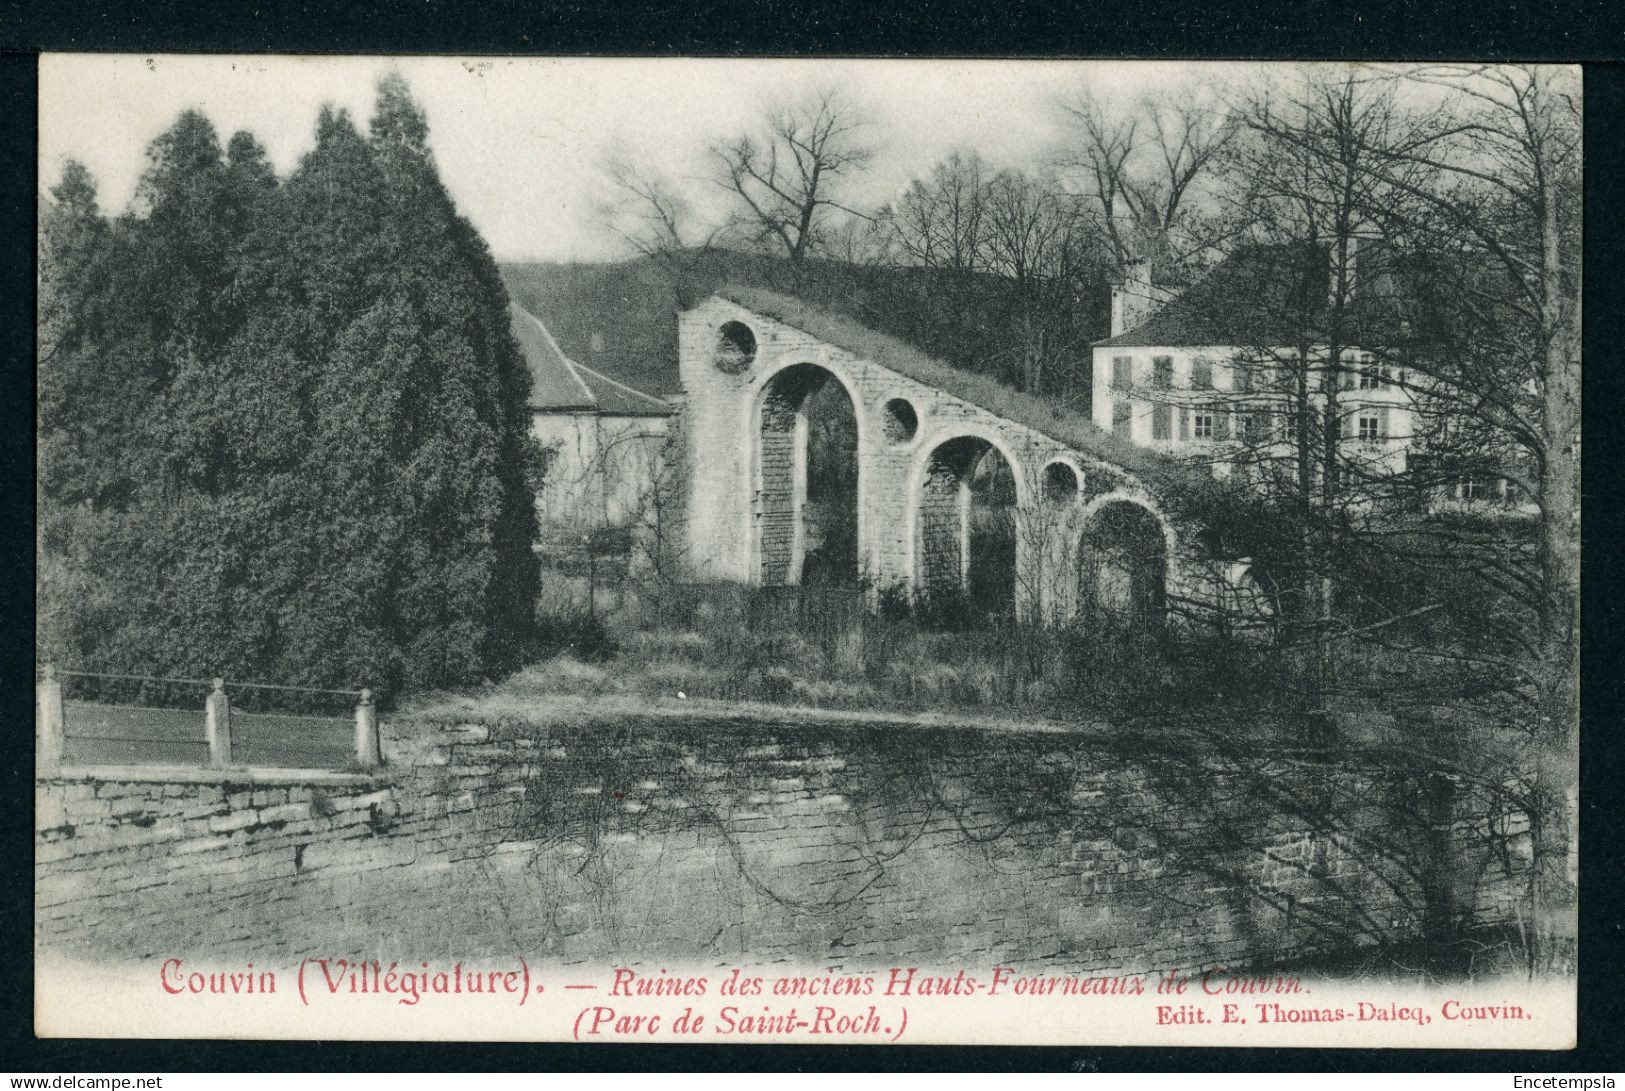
1214 410 1230 441
1112 400 1133 438
1152 356 1173 390
1178 407 1189 441
1112 356 1133 390
1191 357 1213 390
1152 403 1171 440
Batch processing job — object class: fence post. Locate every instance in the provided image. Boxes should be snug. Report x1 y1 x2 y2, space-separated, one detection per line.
205 678 232 767
37 665 64 776
355 688 381 769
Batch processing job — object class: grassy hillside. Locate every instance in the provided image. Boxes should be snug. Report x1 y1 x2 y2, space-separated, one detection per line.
498 248 1113 404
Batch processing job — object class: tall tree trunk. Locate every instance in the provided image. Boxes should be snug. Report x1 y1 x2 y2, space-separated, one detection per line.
1531 168 1581 971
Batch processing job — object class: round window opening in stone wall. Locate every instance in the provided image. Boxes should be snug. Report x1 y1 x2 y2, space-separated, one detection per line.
1043 460 1082 503
881 397 920 444
714 321 758 374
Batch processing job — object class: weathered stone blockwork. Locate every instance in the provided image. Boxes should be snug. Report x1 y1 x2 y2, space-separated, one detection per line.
677 296 1185 622
36 715 1525 971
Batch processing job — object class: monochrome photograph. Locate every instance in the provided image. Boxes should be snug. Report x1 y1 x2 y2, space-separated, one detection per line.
32 55 1579 1047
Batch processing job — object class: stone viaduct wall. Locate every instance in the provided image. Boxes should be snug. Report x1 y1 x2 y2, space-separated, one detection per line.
677 295 1191 623
36 712 1526 971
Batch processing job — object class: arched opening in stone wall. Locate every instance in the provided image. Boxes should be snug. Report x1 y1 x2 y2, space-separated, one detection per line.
1042 460 1081 504
755 363 859 586
1078 500 1167 629
881 397 919 444
915 436 1017 619
714 321 758 374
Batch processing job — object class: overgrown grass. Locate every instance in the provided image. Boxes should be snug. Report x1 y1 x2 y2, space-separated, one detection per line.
513 577 1310 730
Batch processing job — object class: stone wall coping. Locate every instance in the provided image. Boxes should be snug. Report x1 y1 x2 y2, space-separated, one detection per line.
41 763 390 787
414 694 1111 739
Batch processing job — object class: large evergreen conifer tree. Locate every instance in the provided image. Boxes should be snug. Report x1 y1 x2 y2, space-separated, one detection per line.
37 76 540 698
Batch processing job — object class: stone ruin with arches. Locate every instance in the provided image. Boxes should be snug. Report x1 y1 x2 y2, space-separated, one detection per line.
675 287 1238 627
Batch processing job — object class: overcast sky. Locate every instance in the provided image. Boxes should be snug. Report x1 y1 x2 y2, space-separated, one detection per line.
43 55 1303 263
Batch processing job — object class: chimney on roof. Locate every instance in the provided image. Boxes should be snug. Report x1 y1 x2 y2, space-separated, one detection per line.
1111 259 1157 337
1328 231 1376 308
1335 235 1357 306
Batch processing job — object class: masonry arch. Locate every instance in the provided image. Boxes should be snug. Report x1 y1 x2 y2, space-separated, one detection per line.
911 434 1020 618
751 362 862 586
1042 456 1085 504
1077 496 1169 629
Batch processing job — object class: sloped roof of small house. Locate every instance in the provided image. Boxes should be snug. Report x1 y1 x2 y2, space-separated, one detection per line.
715 285 1204 491
509 301 672 416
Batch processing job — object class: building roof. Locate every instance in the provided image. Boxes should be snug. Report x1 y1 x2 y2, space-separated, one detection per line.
509 301 672 416
1093 241 1410 350
716 285 1204 491
500 248 1111 403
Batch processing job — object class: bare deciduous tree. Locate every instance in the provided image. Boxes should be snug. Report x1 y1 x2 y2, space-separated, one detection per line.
1165 64 1578 972
1055 87 1238 276
884 150 990 273
981 169 1092 394
710 88 875 263
596 149 723 305
600 152 706 259
1373 63 1581 969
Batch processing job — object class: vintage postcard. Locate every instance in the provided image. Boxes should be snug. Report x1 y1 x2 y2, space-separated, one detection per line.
34 54 1579 1048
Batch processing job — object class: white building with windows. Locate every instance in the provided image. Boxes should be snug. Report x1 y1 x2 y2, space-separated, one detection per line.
1091 246 1418 491
509 301 676 557
1090 343 1416 479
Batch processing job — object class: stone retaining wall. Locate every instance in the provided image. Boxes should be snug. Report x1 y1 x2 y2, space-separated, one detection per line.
35 711 1528 970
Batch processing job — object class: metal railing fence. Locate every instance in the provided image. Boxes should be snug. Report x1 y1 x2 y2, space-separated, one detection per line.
35 665 381 775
